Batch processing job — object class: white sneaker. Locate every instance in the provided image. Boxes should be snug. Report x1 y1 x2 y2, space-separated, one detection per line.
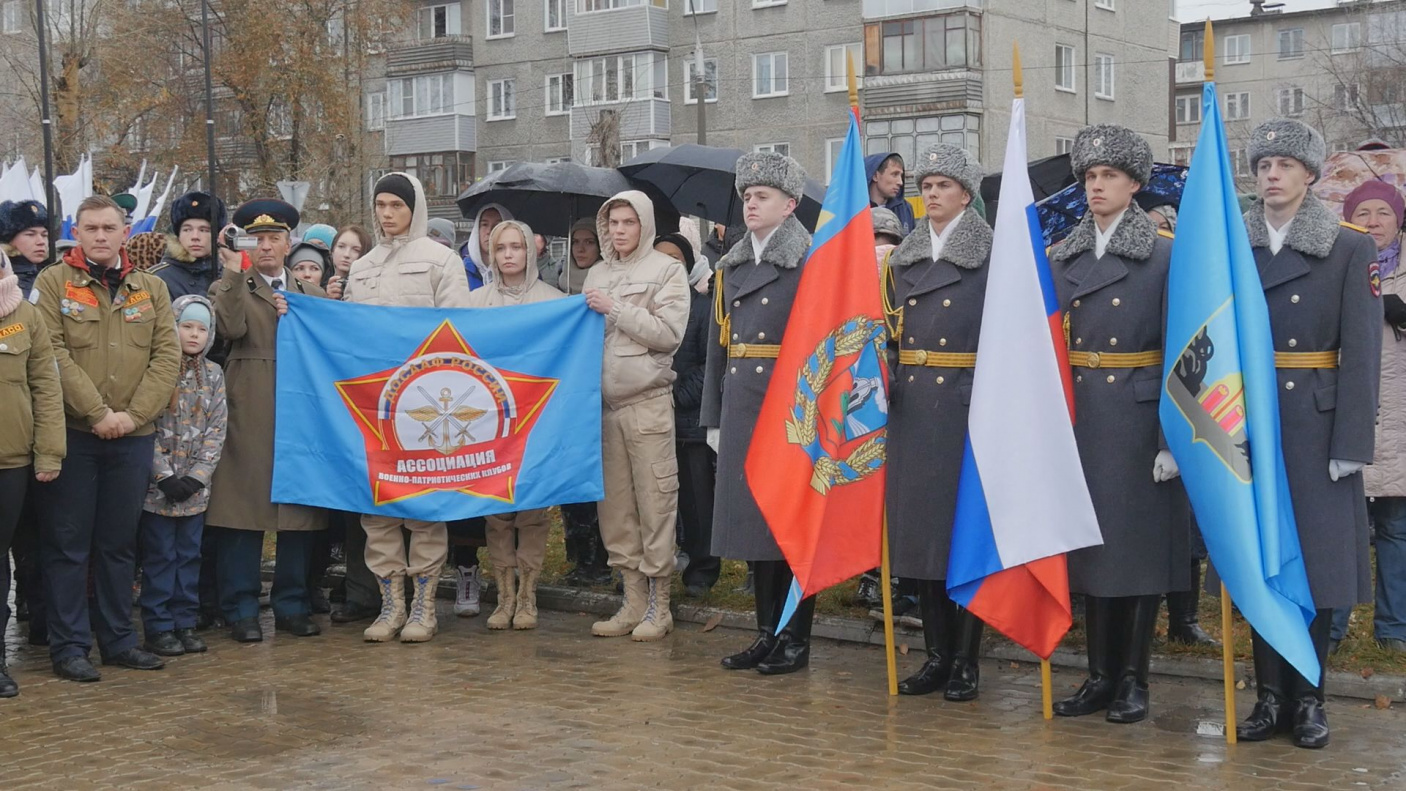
454 565 481 617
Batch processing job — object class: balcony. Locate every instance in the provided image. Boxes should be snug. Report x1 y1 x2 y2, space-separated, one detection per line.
387 35 474 78
568 3 668 58
1175 60 1205 85
570 98 670 144
861 70 982 118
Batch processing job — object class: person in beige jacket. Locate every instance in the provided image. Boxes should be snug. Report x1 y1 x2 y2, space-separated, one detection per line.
0 249 64 697
582 191 690 642
466 220 565 631
342 172 473 644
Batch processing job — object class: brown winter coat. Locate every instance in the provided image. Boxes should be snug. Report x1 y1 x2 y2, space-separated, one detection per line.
0 265 65 472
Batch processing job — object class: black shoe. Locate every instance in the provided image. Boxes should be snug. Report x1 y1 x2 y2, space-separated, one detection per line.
27 628 48 647
309 588 332 615
1166 581 1219 646
1105 675 1150 724
1291 697 1330 749
1167 621 1219 646
176 628 207 653
1378 637 1406 654
1236 694 1294 741
756 633 810 675
230 617 263 643
331 601 380 624
195 609 227 631
53 655 101 682
1328 638 1341 656
102 647 165 671
275 614 322 637
853 573 882 608
684 582 711 598
898 658 951 696
721 633 779 670
0 665 17 697
143 630 186 657
943 608 984 702
1053 677 1115 717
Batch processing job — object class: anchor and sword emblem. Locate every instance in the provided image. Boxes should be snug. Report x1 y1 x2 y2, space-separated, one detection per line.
404 385 489 455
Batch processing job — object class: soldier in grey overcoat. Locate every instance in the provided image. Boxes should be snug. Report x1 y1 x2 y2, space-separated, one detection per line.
884 144 993 701
1049 125 1192 726
700 152 815 676
1236 118 1382 750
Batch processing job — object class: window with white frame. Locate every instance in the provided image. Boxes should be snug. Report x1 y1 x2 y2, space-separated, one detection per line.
1332 22 1361 54
620 139 664 162
546 73 573 115
753 0 786 7
754 143 790 156
684 57 718 104
366 91 386 130
545 156 572 164
488 0 514 37
825 138 844 184
1055 44 1076 92
1055 137 1074 155
1170 146 1191 167
1093 53 1114 100
1175 94 1200 125
545 0 566 31
1230 148 1249 176
417 4 460 39
683 0 715 13
1277 28 1303 59
575 52 667 104
1094 0 1113 9
487 160 513 174
1335 83 1360 111
579 0 666 10
3 1 20 34
1225 91 1250 120
825 43 863 92
1224 34 1250 64
753 52 789 98
865 114 979 164
388 75 454 119
1276 86 1304 116
488 78 516 119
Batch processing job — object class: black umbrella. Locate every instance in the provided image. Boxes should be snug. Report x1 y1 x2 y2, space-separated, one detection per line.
456 161 678 237
978 154 1077 225
619 144 825 230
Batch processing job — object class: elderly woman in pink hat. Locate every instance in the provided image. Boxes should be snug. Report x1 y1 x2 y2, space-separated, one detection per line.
1337 179 1406 656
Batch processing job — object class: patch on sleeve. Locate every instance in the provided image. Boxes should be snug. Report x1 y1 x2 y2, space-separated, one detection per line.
28 288 41 305
1369 261 1382 297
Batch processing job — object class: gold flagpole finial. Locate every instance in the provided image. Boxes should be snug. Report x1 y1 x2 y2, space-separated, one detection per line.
1204 20 1215 82
1013 43 1024 99
846 52 859 111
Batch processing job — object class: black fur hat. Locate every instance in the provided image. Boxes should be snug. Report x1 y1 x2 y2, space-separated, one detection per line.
0 200 49 243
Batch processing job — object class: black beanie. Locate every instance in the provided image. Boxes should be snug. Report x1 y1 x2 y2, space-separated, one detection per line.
374 174 417 212
653 232 695 269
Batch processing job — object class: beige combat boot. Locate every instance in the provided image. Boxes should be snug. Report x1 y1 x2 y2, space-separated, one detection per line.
487 566 516 630
513 568 540 630
399 574 439 642
363 574 406 642
592 569 647 637
631 577 674 642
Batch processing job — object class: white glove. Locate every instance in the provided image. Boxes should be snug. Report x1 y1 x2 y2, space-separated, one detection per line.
1329 459 1364 482
706 428 720 454
1153 449 1180 483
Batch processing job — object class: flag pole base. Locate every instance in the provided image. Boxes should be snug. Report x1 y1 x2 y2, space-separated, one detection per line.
880 512 898 696
1040 659 1053 720
1221 582 1237 745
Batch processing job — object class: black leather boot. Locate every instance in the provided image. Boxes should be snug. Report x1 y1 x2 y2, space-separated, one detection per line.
1238 629 1293 741
898 580 953 695
944 605 985 702
1054 595 1117 717
0 658 17 698
758 592 815 676
1107 595 1158 724
1166 559 1218 646
722 561 781 670
1291 610 1332 749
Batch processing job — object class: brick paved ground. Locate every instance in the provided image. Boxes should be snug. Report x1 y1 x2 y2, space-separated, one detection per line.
2 606 1404 790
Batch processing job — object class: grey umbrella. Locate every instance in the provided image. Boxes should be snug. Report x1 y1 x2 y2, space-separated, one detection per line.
619 144 826 231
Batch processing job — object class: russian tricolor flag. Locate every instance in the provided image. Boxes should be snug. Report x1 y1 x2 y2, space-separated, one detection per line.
945 95 1103 659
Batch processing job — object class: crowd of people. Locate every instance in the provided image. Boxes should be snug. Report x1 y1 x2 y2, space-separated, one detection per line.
0 114 1402 755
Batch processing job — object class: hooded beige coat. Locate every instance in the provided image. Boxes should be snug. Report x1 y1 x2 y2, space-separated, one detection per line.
346 172 472 308
467 221 564 307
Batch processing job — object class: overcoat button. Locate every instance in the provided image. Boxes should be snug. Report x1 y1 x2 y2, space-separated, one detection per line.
757 332 766 340
908 298 917 306
943 299 951 307
733 300 740 307
761 297 769 305
1106 375 1116 383
1109 337 1118 346
730 367 736 374
939 338 947 346
1288 339 1297 347
936 376 945 384
1285 381 1295 390
1073 299 1081 308
1291 294 1300 303
1111 298 1121 306
755 366 764 374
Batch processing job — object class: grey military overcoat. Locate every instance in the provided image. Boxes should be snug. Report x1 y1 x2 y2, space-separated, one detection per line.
1051 208 1192 597
885 209 992 581
1244 194 1381 609
700 215 811 562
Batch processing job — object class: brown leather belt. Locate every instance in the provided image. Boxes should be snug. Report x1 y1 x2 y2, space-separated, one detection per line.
1066 350 1164 369
897 349 977 368
727 343 781 359
1274 351 1338 369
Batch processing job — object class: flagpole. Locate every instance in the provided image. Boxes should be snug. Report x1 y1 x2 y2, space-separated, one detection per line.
849 50 900 698
1007 40 1056 721
1200 20 1237 746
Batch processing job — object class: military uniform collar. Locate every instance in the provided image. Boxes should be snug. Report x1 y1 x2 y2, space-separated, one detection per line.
717 215 811 271
1050 205 1157 263
1243 192 1337 259
888 207 992 270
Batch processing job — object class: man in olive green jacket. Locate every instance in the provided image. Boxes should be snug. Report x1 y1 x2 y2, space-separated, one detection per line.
31 195 180 683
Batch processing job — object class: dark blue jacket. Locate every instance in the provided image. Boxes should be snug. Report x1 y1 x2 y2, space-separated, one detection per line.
864 152 916 234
